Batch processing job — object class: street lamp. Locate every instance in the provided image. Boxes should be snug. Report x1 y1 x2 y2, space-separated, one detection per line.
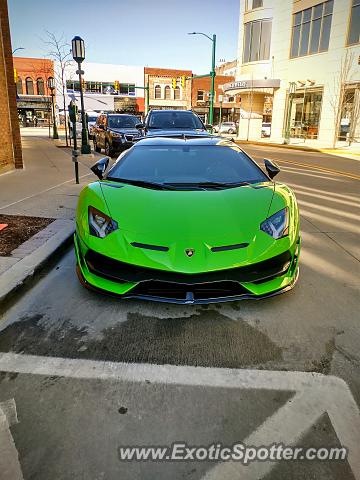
12 47 24 55
47 77 59 139
71 36 91 154
188 32 216 126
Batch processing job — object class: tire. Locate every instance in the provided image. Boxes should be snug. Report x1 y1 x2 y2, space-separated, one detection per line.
228 129 235 134
105 141 114 157
93 137 101 153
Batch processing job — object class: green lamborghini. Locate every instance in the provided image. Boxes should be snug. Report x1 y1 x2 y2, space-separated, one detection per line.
75 136 300 304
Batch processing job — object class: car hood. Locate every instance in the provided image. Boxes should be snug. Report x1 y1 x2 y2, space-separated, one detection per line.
145 128 209 137
86 181 283 271
109 128 140 135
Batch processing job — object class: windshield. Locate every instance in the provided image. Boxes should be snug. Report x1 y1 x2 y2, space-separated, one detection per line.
108 115 138 129
87 116 98 122
148 111 204 130
107 144 267 187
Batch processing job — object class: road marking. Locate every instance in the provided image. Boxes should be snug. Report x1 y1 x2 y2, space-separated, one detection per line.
268 158 360 181
0 399 24 480
0 173 92 211
0 353 359 479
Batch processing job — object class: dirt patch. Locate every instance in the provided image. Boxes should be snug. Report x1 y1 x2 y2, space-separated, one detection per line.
0 214 54 256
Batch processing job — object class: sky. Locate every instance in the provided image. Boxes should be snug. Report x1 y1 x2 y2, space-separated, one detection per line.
8 0 240 74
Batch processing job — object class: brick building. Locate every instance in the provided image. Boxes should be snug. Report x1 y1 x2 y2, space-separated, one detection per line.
144 67 192 112
13 57 54 126
191 74 242 124
0 0 22 171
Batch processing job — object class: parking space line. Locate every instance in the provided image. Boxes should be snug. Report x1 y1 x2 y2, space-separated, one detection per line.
0 353 359 479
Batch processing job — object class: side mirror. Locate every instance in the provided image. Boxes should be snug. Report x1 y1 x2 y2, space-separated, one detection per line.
135 122 145 129
264 159 280 179
91 156 109 180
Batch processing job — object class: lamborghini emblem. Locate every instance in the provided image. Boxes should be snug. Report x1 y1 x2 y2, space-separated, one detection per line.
185 249 195 257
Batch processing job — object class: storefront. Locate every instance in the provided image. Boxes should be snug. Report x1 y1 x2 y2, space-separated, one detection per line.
284 87 323 140
17 95 52 126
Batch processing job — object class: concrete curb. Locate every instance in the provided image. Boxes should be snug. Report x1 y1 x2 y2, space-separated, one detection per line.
0 220 74 307
235 140 320 152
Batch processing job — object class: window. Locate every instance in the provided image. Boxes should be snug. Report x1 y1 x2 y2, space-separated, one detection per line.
164 85 171 100
36 78 45 95
290 1 333 58
347 0 360 45
197 90 205 101
25 77 34 95
174 86 181 100
119 83 136 96
243 19 272 63
154 85 161 99
246 0 263 10
16 77 22 95
285 88 323 139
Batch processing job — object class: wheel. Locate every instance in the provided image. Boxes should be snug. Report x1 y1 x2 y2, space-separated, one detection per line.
105 141 114 157
228 129 235 134
93 137 101 153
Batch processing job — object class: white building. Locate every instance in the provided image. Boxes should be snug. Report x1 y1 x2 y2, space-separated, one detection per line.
225 0 360 146
55 61 145 117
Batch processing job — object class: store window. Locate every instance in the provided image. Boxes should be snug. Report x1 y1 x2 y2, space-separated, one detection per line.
290 1 333 58
347 0 360 45
246 0 263 10
338 87 360 141
25 77 34 95
37 78 45 95
164 86 171 100
16 77 22 95
174 86 181 100
119 83 136 96
154 85 161 99
243 19 272 63
197 90 205 101
285 88 323 139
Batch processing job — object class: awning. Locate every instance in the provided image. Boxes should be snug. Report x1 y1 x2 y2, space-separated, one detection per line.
223 79 281 95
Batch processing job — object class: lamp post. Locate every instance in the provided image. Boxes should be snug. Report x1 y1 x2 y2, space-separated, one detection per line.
12 47 24 55
188 32 216 126
71 36 91 154
285 81 297 144
47 77 59 139
218 94 223 130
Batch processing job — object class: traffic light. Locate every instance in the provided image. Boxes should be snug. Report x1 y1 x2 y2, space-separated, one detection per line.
14 68 18 83
114 80 120 92
181 75 186 88
172 78 177 89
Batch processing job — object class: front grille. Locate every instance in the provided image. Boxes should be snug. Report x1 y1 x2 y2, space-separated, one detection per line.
85 249 292 285
128 280 249 301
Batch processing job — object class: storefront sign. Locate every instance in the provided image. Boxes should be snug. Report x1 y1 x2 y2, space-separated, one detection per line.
223 79 281 92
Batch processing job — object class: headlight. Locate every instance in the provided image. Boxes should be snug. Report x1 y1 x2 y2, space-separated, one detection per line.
88 206 118 238
260 207 289 239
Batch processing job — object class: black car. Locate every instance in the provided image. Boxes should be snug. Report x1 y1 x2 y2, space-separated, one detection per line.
93 113 141 156
138 109 211 137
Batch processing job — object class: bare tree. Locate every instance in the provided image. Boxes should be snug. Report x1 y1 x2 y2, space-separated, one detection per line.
329 51 355 148
43 31 72 146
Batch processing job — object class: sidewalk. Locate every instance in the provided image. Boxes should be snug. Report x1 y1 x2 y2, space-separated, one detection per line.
0 129 100 299
0 128 99 219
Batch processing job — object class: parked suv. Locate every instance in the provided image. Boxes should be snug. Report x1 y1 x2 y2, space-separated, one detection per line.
93 113 141 156
140 109 210 137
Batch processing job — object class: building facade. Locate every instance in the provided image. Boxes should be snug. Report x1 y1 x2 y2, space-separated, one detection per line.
13 57 54 127
56 62 145 119
227 0 360 145
144 67 192 111
0 0 22 172
192 74 242 124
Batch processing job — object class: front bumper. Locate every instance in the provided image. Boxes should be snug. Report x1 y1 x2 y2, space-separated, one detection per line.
75 233 300 304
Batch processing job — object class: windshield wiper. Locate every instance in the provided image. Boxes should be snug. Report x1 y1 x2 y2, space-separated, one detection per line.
106 178 176 190
163 181 251 190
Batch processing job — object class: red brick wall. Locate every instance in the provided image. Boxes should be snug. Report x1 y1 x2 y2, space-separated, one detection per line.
13 57 54 95
0 0 22 171
191 74 238 108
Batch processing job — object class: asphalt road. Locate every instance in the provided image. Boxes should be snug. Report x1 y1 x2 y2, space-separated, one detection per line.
0 144 359 480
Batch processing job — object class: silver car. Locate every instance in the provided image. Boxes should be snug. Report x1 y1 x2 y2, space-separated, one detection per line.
216 122 237 134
